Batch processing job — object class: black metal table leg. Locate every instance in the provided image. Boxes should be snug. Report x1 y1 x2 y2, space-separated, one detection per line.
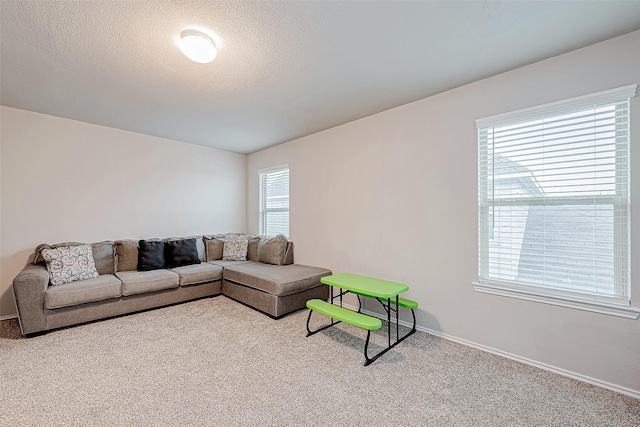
387 297 391 348
396 295 399 343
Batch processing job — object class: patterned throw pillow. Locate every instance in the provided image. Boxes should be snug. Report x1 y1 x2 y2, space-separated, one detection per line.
222 234 249 261
41 245 100 286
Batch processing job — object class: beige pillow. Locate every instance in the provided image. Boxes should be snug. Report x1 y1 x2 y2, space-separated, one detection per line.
258 234 288 265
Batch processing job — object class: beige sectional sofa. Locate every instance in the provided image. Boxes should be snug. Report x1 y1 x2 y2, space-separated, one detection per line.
12 234 331 335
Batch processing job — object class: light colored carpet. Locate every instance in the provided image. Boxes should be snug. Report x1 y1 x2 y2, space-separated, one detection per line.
0 296 638 426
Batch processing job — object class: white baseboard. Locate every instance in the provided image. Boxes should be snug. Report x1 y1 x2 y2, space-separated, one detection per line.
0 314 18 321
342 303 640 400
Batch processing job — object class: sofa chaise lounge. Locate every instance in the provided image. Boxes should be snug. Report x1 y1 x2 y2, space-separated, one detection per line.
12 234 331 335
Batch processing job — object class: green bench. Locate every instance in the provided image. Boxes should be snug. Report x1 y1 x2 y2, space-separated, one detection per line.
350 291 418 309
349 291 418 336
306 273 418 366
306 299 382 330
306 298 383 366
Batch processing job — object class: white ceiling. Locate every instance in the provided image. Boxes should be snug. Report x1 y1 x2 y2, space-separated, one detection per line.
2 1 640 154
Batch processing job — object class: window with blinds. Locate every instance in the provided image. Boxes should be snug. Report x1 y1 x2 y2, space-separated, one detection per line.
476 85 636 307
259 166 289 237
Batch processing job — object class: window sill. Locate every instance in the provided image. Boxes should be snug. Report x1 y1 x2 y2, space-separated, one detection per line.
472 282 640 319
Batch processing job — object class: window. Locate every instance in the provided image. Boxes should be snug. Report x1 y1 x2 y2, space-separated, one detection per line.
475 85 638 317
259 166 289 237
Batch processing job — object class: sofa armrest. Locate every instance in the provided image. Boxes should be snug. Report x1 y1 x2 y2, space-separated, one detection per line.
12 264 49 335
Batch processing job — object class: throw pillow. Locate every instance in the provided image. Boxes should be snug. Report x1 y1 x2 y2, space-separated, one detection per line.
165 238 201 268
42 245 99 286
166 236 205 262
258 234 288 265
223 234 249 261
137 240 166 271
34 241 84 264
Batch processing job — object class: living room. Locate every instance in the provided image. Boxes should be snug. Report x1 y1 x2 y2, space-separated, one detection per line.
1 1 639 425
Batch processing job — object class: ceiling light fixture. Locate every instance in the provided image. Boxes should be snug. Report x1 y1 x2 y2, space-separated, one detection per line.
179 30 217 63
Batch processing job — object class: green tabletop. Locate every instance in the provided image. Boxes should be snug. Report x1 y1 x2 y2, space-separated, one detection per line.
320 273 409 299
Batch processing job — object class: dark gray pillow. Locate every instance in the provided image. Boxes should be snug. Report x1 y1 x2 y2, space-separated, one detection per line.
138 240 165 271
166 238 201 268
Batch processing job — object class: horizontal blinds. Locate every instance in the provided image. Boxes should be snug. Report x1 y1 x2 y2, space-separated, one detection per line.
477 89 632 304
259 167 289 237
476 84 637 128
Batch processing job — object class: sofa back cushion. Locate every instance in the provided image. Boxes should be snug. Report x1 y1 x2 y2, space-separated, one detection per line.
247 235 260 262
34 241 116 275
258 234 289 265
91 241 117 275
204 235 225 261
116 240 139 272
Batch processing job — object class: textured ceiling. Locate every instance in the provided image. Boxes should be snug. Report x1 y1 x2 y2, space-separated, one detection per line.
2 1 640 154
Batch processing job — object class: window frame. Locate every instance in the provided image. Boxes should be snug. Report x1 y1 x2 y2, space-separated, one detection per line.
258 165 290 237
474 85 639 319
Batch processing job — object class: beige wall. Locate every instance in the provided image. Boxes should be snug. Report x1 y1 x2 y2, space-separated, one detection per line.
0 106 247 317
247 30 640 393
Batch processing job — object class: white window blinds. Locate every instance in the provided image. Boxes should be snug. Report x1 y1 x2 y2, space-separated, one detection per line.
477 84 636 306
259 166 289 237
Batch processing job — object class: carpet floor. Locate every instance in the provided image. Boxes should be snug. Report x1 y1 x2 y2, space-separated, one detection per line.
0 296 638 426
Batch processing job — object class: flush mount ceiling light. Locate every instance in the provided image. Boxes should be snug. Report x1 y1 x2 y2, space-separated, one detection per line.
179 30 217 63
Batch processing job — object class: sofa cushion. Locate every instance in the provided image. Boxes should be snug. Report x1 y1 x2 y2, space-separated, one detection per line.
170 263 223 286
91 241 116 275
205 237 224 261
258 234 288 265
247 235 260 262
46 274 122 309
223 262 332 296
42 245 100 286
116 240 139 272
115 270 179 296
138 240 166 271
165 238 201 268
223 234 249 261
208 260 252 268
